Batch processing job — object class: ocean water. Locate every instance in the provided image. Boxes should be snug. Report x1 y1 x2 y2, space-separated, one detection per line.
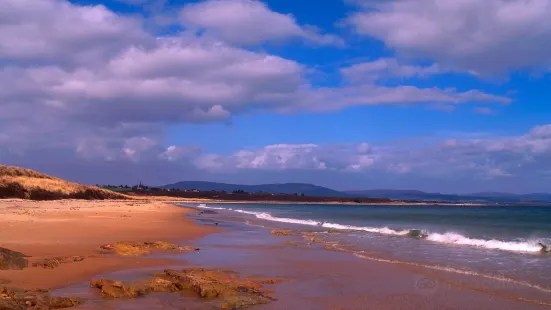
185 203 551 294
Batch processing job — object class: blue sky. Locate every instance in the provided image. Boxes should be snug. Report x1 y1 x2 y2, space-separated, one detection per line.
1 0 551 193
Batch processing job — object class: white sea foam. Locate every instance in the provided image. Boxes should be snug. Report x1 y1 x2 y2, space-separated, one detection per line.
322 223 411 236
193 204 547 254
426 232 542 253
234 209 262 215
234 209 320 226
196 204 227 210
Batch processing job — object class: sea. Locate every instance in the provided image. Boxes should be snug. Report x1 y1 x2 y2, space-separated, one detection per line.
185 202 551 295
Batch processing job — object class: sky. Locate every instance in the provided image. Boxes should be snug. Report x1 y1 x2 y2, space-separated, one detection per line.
1 0 551 193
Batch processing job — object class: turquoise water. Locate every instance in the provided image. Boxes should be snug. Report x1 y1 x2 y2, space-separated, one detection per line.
186 203 551 293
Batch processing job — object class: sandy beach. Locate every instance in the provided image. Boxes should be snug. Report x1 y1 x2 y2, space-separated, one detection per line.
2 198 551 309
0 199 218 290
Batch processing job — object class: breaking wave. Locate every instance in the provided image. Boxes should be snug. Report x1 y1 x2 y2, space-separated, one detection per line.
192 204 548 254
426 232 543 253
196 204 230 211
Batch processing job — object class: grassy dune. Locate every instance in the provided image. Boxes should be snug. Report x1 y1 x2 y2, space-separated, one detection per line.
0 165 129 200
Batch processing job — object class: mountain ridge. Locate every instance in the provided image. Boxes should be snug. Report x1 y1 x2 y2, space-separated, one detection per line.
161 181 551 203
160 181 348 197
345 189 551 203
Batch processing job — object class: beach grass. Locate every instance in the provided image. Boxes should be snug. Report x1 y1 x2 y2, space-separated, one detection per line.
0 165 129 200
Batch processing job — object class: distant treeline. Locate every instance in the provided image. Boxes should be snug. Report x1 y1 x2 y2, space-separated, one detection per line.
123 188 392 204
100 184 311 196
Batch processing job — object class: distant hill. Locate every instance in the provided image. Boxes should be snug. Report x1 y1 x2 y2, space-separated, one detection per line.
0 165 128 200
159 181 551 203
160 181 348 197
344 189 551 203
345 189 464 201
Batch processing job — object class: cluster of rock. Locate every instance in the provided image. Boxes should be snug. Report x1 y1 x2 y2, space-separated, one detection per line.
90 267 282 309
0 286 83 310
1 243 287 309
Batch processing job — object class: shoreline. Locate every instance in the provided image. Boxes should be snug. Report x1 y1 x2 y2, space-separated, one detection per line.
193 200 493 206
0 199 218 290
131 196 551 207
182 202 551 305
176 210 551 309
3 198 550 309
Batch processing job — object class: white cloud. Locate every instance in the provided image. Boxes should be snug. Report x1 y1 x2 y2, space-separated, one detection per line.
0 0 149 66
196 143 375 172
74 125 164 162
159 145 201 162
3 124 551 192
530 124 551 139
291 85 511 113
0 37 305 126
0 34 509 145
0 0 513 175
180 0 343 46
341 58 445 83
347 0 551 74
190 125 551 180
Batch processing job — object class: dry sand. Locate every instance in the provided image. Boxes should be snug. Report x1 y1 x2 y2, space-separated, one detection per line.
0 199 218 289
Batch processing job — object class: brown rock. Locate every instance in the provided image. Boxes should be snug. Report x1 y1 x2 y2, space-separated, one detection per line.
136 277 182 294
159 268 277 308
283 241 301 247
0 286 83 309
270 230 293 236
90 267 279 309
220 294 273 309
47 296 83 309
245 275 288 285
32 256 85 269
179 246 200 252
0 299 24 310
0 248 28 270
90 279 132 298
99 241 192 256
302 232 324 244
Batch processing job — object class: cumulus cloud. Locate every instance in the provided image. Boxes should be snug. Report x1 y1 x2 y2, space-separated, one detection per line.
0 0 150 66
159 146 201 162
0 19 509 153
180 0 343 46
3 124 551 192
341 58 445 83
2 38 303 125
292 85 510 113
192 143 378 172
347 0 551 74
0 0 521 192
193 124 551 181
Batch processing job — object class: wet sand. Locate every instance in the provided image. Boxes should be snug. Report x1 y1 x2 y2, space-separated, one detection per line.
0 199 219 289
183 216 551 310
49 209 551 309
